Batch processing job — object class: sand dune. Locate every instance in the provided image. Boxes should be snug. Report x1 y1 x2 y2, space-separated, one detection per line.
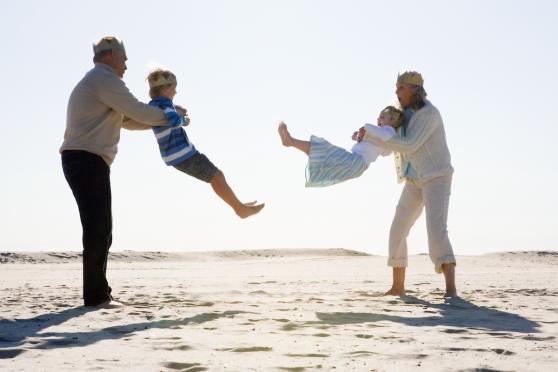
0 248 368 264
1 249 557 371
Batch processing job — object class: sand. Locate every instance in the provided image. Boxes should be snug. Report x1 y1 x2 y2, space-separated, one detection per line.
1 249 557 371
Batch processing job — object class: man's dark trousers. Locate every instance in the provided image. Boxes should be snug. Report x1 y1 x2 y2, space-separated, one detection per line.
62 150 113 306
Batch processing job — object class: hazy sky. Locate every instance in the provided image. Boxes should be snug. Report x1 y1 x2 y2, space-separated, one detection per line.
1 0 556 255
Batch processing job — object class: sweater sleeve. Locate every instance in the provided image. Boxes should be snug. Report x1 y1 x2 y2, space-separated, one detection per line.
121 117 154 130
96 75 167 126
363 108 440 154
363 124 396 142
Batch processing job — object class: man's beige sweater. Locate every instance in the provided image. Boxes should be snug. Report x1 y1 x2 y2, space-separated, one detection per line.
60 63 166 165
363 101 453 183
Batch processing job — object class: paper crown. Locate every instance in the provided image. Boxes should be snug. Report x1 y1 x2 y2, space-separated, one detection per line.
397 71 423 87
93 36 126 54
147 71 177 88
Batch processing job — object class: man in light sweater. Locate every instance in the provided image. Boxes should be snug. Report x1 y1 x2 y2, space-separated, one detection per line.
60 36 173 308
362 71 457 298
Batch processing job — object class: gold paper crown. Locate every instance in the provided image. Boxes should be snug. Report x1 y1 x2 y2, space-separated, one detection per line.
147 70 177 88
397 71 423 87
93 36 126 54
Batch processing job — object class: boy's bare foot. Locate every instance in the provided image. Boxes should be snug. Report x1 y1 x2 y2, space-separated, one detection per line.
382 287 406 296
236 202 265 219
278 122 293 147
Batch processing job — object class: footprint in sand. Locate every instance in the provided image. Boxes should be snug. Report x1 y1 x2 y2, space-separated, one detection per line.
280 323 300 331
522 335 555 341
355 334 374 339
158 344 192 351
442 328 469 334
217 346 273 352
285 353 329 358
161 362 207 371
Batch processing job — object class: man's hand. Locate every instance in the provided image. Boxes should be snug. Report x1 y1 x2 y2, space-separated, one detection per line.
175 105 190 126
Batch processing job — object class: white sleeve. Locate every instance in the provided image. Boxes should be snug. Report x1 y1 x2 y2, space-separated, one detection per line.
364 124 396 142
367 106 442 154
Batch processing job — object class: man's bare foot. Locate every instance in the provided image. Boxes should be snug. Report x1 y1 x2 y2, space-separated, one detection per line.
382 287 406 296
278 122 293 147
236 202 265 219
95 299 125 309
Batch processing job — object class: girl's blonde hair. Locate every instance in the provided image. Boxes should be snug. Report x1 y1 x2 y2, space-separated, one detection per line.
382 106 405 127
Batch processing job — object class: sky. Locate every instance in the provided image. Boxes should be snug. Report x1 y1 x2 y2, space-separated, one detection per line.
1 0 557 255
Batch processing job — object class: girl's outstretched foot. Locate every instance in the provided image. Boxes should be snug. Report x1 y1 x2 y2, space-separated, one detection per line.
278 121 293 147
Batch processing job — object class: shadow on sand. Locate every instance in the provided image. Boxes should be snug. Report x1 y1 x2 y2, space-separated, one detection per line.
0 307 246 359
310 296 540 334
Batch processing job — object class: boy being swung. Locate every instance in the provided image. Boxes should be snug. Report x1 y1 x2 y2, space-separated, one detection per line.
147 69 264 218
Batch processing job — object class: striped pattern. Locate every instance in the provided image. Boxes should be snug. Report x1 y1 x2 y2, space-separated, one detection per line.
149 97 197 166
305 135 368 188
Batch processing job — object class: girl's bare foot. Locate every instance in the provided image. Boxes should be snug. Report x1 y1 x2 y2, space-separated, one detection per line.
278 122 293 147
236 202 265 219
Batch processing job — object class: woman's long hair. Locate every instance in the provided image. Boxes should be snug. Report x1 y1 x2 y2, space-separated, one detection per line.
401 85 427 111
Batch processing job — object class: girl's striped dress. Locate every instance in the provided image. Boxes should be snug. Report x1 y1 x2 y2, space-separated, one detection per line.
305 135 368 187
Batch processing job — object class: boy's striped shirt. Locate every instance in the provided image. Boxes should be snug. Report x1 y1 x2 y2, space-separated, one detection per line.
149 96 197 166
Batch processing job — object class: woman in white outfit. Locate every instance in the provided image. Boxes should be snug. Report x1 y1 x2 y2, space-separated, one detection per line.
361 71 457 297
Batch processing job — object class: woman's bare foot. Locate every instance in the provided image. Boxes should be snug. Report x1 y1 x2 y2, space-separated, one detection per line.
382 287 406 296
443 289 458 298
235 202 265 219
278 122 293 147
441 263 457 298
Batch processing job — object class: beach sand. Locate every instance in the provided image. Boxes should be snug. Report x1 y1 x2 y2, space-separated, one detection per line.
1 249 557 371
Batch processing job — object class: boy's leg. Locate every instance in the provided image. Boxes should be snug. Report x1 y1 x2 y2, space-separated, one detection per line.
423 176 457 297
174 153 264 219
278 122 310 155
384 180 424 296
210 170 264 219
